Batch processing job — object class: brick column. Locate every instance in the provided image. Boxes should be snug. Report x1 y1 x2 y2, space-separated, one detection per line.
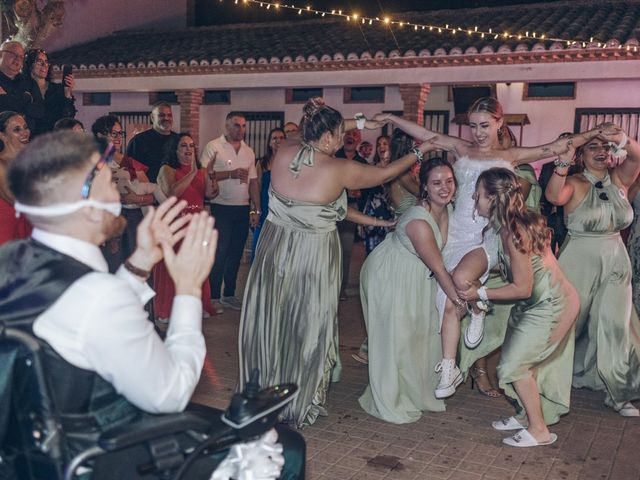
177 89 204 146
399 84 431 126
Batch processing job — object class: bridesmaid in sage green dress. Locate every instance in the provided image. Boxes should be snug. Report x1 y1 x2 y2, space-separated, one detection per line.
459 168 579 447
546 127 640 416
239 98 434 428
458 164 542 397
359 158 464 423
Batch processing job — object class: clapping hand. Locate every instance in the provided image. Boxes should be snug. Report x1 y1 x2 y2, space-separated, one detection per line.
129 197 192 271
163 210 218 298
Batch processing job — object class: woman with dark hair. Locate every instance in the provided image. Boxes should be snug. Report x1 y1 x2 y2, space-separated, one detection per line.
387 129 420 215
459 167 578 447
359 158 463 423
23 48 76 136
154 133 218 325
0 111 31 244
376 98 616 400
251 127 285 261
360 135 395 255
53 117 84 132
546 127 640 417
92 115 162 265
239 97 431 427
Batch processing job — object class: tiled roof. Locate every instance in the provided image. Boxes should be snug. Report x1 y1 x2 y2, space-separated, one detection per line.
49 0 640 76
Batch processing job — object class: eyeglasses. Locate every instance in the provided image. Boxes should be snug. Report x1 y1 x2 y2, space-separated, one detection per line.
81 143 115 199
108 130 124 138
0 50 25 63
594 181 609 201
34 59 49 67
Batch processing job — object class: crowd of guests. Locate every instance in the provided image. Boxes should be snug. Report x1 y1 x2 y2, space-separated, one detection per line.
2 33 640 463
236 96 640 452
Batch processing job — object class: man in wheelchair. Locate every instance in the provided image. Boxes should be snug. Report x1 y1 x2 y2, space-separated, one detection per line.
0 131 305 479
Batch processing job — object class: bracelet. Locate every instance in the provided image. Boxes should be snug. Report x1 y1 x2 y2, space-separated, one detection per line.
553 169 568 177
354 113 366 130
609 132 629 162
477 286 489 302
250 210 261 215
553 158 572 168
410 147 424 163
124 260 151 279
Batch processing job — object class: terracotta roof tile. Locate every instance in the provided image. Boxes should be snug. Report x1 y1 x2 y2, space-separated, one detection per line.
49 0 640 74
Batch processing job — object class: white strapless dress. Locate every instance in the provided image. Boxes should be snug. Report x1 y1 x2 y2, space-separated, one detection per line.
436 156 514 327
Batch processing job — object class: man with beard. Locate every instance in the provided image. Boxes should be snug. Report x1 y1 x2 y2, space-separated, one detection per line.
200 111 260 314
335 128 367 298
0 131 305 478
126 101 179 182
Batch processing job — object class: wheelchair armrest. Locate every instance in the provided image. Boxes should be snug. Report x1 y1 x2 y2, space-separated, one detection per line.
98 412 211 451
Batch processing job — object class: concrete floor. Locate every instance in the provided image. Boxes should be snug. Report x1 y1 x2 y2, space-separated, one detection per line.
192 243 640 480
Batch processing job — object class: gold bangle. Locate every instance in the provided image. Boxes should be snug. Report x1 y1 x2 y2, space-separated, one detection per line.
553 169 568 177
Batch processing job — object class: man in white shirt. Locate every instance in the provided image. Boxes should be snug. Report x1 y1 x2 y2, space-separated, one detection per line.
200 112 260 313
1 131 304 478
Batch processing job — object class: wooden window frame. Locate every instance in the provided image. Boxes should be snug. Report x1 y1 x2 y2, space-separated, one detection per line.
523 82 577 101
343 86 386 104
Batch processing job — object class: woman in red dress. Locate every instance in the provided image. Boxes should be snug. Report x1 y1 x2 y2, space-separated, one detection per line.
0 111 31 245
154 133 218 325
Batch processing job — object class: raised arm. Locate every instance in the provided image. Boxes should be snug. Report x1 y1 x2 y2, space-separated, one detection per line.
509 125 618 165
612 132 640 188
376 113 472 154
544 146 577 207
341 140 433 191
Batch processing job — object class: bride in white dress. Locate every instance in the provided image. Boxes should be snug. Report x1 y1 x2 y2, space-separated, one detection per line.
376 97 611 399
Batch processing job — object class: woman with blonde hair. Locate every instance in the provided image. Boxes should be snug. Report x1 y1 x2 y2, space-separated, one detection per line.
376 98 618 400
459 167 578 447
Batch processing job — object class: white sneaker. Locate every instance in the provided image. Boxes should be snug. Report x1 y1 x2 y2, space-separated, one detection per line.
434 359 463 399
221 296 242 311
618 402 640 417
464 303 486 349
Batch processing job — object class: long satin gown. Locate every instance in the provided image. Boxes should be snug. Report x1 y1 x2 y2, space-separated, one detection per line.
558 170 640 410
239 186 346 427
358 206 445 423
497 242 579 425
627 193 640 315
458 165 541 377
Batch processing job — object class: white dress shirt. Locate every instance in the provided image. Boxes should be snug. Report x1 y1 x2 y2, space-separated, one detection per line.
31 228 205 414
200 135 257 206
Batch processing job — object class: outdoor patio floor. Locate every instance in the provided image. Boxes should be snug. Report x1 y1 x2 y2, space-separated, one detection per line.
192 243 640 480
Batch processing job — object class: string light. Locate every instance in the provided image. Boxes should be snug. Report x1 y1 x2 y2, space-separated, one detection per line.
222 0 613 48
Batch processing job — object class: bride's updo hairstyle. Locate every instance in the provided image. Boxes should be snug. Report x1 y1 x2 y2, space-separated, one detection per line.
477 167 550 256
300 97 343 143
468 97 510 146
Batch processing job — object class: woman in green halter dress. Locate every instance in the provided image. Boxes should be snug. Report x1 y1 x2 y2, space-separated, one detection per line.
239 98 434 428
459 168 579 447
359 158 463 424
458 164 542 397
545 128 640 416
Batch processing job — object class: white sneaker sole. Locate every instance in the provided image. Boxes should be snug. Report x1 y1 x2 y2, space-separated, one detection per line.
435 372 463 399
464 328 484 349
